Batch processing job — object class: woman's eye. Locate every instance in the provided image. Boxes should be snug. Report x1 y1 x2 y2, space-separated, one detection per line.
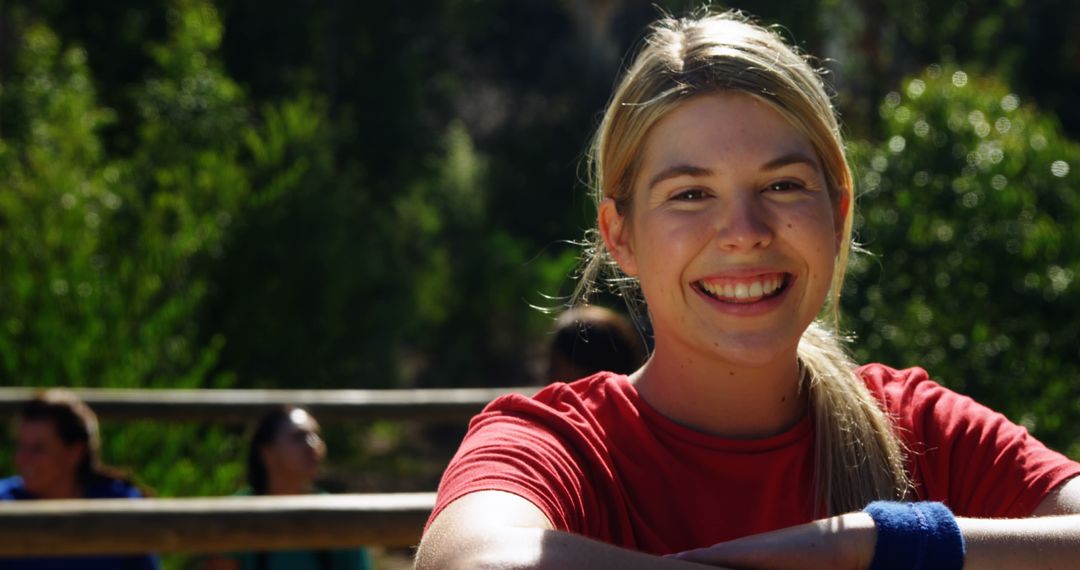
673 188 707 201
765 180 805 192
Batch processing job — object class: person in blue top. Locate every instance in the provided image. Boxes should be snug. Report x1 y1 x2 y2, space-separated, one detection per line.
0 388 161 570
202 405 373 570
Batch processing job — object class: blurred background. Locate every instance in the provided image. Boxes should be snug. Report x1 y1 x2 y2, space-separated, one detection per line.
2 0 1080 563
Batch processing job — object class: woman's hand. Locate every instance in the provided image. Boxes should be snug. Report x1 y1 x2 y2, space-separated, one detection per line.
666 512 876 570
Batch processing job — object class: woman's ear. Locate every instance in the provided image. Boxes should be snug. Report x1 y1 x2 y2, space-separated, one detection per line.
598 198 638 276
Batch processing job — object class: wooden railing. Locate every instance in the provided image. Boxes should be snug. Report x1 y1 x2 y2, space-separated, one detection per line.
0 493 436 556
0 386 538 557
0 386 536 422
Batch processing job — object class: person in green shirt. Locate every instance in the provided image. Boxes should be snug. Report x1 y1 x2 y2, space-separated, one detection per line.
204 406 373 570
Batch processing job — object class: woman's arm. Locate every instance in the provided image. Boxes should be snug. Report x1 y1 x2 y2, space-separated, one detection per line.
670 476 1080 569
1031 474 1080 515
414 490 717 570
960 475 1080 569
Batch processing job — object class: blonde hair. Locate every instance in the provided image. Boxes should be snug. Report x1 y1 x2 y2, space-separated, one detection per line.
576 10 911 515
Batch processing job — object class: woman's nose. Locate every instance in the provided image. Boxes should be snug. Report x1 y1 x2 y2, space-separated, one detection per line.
714 193 774 251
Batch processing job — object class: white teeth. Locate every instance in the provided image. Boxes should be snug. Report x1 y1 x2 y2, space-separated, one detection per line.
699 275 785 301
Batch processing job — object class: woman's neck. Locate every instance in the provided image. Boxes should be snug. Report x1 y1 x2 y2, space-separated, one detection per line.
264 474 314 496
630 343 808 439
33 477 82 500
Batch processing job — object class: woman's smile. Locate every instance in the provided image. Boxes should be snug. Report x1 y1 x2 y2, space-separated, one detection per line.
694 272 790 303
692 272 794 316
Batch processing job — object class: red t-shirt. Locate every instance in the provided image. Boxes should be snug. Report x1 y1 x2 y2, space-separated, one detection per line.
429 364 1080 555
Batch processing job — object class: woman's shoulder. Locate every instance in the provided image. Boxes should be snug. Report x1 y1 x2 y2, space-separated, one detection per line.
464 372 635 446
0 475 27 499
537 371 630 401
855 363 940 408
855 362 932 387
854 362 1008 433
84 476 145 499
481 372 631 420
854 362 979 428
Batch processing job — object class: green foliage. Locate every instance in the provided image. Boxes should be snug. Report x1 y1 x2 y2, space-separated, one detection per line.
0 3 238 391
0 0 337 502
0 23 122 383
846 66 1080 455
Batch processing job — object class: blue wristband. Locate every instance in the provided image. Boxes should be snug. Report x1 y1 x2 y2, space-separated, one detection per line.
864 501 965 570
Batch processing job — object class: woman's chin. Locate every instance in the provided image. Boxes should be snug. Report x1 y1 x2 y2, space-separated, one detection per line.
696 334 801 369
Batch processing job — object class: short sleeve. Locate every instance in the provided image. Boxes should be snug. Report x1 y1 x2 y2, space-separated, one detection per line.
427 391 598 533
862 364 1080 517
121 482 144 499
0 477 21 500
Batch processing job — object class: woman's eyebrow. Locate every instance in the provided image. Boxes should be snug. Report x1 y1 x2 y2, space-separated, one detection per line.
761 152 821 172
647 164 713 190
647 152 820 190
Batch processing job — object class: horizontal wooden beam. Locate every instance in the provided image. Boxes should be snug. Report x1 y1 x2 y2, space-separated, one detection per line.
0 386 535 422
0 493 436 556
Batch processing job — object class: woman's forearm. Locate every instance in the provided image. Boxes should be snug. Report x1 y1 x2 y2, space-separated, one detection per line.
417 490 720 570
416 526 719 570
959 514 1080 570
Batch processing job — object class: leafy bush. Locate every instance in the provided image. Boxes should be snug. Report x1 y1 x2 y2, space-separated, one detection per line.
0 0 326 499
846 66 1080 457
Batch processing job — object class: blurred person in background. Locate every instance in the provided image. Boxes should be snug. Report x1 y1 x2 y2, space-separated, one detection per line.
203 405 373 570
0 388 160 570
545 306 646 383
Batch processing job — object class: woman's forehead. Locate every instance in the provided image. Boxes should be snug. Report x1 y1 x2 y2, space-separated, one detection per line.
17 418 62 440
640 92 820 175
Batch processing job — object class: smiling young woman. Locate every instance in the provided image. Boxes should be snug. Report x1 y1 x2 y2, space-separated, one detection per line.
415 10 1080 570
